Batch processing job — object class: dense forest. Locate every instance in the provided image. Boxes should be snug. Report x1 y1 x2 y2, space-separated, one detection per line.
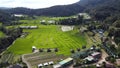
78 0 120 23
0 25 23 53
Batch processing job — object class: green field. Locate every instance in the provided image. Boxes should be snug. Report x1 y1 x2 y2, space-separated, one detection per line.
6 25 87 56
0 31 5 38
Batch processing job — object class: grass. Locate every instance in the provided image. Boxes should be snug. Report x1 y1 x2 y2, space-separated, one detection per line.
19 16 72 25
6 25 87 56
0 31 5 38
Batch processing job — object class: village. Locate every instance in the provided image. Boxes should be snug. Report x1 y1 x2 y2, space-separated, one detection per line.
16 13 120 68
0 13 120 68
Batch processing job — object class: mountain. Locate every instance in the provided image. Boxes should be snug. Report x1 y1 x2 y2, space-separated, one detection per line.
0 7 10 10
78 0 120 23
1 0 120 23
3 4 84 17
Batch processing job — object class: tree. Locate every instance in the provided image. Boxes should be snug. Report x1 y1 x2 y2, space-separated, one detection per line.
77 48 80 51
54 48 58 52
82 45 86 49
70 49 75 53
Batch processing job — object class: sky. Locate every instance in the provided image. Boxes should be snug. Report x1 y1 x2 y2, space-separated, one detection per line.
0 0 79 9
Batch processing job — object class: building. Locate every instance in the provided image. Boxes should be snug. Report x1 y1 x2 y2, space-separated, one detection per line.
91 52 101 59
53 58 73 68
19 26 38 29
14 14 24 17
116 59 120 66
48 20 55 24
84 56 94 62
38 64 43 68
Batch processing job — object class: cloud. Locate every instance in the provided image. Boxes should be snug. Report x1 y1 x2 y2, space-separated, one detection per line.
0 0 79 9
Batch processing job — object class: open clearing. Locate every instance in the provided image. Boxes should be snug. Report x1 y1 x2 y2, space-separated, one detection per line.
6 25 87 56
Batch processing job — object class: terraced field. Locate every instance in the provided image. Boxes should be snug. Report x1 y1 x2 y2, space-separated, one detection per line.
6 25 87 55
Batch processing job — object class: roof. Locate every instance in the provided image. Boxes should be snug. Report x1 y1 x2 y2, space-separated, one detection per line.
53 64 61 68
44 62 48 66
10 64 22 68
49 61 54 64
84 56 94 61
96 64 101 67
38 64 43 67
59 57 73 65
32 46 36 49
91 52 101 56
116 59 120 65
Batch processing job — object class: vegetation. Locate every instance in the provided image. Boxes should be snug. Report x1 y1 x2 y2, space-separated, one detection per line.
0 25 22 53
6 25 86 55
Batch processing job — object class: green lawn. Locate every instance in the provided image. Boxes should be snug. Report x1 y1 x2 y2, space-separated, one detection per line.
6 25 87 56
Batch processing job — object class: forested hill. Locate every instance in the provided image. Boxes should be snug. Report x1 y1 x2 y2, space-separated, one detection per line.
77 0 120 23
1 0 120 23
3 4 84 17
0 10 13 24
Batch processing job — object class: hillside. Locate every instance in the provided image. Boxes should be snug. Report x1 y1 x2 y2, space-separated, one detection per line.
0 10 13 24
78 0 120 23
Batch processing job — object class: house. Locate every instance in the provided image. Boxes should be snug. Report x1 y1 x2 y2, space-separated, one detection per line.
84 56 94 63
91 52 101 59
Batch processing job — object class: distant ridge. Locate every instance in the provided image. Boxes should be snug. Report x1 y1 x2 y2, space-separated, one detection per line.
1 0 120 23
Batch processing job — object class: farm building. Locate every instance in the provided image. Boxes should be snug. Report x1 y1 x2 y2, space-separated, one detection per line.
53 57 73 68
48 20 55 24
14 14 24 17
19 26 38 29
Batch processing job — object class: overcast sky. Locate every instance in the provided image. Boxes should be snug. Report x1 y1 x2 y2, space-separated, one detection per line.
0 0 79 9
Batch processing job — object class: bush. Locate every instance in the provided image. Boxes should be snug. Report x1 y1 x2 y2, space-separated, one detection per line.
70 49 75 53
54 48 58 52
77 48 80 51
39 48 44 52
82 45 86 49
47 48 51 52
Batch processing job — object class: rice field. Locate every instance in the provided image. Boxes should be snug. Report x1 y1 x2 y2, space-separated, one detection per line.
6 25 87 56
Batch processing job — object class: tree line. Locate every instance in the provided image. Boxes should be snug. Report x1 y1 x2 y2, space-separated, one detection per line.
0 25 23 53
